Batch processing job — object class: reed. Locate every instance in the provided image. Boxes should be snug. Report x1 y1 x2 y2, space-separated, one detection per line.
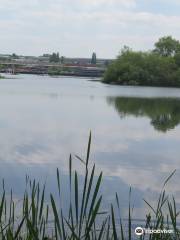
0 132 179 239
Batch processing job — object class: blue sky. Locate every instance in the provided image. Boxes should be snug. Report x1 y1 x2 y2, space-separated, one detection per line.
0 0 180 58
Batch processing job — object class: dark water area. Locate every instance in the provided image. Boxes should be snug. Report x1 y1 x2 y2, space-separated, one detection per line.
0 74 180 220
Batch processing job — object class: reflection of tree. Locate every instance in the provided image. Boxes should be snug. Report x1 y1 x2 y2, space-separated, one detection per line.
107 97 180 132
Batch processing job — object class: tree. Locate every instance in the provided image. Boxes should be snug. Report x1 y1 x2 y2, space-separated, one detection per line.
154 36 180 57
12 53 18 59
49 52 60 63
120 45 132 55
174 52 180 67
60 56 65 64
103 36 180 87
43 54 51 57
91 52 97 64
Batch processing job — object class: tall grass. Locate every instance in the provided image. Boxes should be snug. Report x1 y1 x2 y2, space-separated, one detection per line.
0 132 179 239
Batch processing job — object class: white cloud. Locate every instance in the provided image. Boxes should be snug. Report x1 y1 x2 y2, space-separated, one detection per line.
0 0 180 57
76 0 136 7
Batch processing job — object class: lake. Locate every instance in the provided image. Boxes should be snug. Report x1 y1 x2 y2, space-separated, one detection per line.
0 74 180 221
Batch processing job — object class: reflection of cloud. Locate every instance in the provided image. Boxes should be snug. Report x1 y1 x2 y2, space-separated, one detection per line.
96 158 180 193
15 143 46 156
1 76 180 216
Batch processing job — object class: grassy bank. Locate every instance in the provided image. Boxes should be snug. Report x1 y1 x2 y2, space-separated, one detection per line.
0 133 179 239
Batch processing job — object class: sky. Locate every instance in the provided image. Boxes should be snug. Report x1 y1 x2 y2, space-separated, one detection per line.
0 0 180 58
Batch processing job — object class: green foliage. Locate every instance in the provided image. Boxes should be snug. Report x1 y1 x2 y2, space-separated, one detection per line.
91 52 97 65
154 36 180 57
48 66 71 75
11 53 18 59
49 52 60 63
60 56 65 64
174 52 180 67
0 134 179 239
107 97 180 132
0 72 4 78
103 36 180 87
0 66 5 79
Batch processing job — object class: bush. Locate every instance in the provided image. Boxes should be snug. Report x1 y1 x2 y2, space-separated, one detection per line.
103 37 180 87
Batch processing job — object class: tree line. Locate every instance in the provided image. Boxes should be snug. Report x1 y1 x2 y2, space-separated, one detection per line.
103 36 180 87
49 52 97 64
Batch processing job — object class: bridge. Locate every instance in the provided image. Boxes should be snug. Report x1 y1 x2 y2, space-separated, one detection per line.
0 62 105 77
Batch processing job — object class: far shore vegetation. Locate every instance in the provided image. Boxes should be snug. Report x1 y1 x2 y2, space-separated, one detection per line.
103 36 180 87
0 65 3 78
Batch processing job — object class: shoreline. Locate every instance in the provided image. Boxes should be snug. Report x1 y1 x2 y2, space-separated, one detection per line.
2 72 180 89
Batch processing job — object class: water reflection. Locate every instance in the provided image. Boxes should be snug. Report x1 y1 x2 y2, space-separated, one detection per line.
107 97 180 132
0 75 180 220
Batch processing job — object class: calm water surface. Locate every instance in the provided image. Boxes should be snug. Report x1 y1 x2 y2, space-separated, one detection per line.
0 74 180 219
